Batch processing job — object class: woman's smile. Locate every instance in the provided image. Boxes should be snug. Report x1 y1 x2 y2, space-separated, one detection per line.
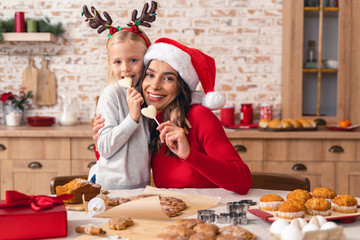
147 92 166 101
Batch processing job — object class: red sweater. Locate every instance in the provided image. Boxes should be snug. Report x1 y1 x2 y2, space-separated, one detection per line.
152 105 252 194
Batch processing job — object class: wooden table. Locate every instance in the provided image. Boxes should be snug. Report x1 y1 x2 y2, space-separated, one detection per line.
62 188 360 240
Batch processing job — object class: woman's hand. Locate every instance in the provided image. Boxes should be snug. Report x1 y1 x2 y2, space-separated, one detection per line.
127 87 144 123
157 121 190 159
92 113 104 145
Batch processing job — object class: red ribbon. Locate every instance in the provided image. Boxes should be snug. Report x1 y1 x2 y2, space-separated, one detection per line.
0 191 73 211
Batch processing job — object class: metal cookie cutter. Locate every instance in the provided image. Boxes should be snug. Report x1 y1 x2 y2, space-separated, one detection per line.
220 200 256 225
197 209 217 223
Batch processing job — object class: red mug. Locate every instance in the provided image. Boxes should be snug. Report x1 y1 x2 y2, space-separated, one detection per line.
15 12 25 32
240 103 253 124
220 106 235 127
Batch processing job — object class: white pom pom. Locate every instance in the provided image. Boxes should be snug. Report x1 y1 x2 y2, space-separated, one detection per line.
202 91 226 110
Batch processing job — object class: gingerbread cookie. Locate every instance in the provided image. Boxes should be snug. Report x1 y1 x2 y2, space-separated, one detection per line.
161 225 195 238
136 194 159 199
153 233 188 240
194 223 219 235
160 196 187 211
216 236 249 240
173 218 204 229
219 225 255 240
189 232 216 240
161 205 182 217
108 216 133 230
108 197 131 206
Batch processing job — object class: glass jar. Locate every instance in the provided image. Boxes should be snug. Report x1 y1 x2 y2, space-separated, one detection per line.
59 94 78 126
306 40 317 63
240 104 253 124
3 104 23 126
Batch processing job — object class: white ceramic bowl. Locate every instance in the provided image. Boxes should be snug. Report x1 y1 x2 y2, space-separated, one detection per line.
324 59 338 69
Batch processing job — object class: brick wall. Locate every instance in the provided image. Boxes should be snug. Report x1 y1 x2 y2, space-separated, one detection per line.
0 0 283 124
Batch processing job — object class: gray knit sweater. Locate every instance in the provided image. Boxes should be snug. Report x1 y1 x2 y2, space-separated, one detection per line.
88 82 150 190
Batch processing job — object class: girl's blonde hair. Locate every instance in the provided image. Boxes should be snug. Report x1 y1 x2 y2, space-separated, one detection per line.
106 30 151 84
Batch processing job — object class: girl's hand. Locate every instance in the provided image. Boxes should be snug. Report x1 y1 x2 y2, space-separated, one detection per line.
92 113 104 144
157 121 190 159
127 88 144 123
169 108 192 134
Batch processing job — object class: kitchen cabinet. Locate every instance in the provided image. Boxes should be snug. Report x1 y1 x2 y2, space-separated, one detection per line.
1 125 359 198
1 33 57 42
0 125 95 199
282 0 360 124
227 128 360 196
0 137 70 197
232 139 263 172
71 138 97 175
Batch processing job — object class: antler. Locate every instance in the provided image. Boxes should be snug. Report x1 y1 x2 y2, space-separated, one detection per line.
83 5 113 34
131 1 158 28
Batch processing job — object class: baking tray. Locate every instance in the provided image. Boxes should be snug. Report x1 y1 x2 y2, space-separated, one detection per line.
249 205 360 223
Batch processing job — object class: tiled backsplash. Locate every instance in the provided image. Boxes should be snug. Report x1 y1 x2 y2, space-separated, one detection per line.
0 0 283 124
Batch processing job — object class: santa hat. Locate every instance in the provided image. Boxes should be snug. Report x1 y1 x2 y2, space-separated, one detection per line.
144 38 225 110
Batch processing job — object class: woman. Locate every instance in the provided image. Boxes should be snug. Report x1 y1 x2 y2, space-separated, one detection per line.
140 38 252 194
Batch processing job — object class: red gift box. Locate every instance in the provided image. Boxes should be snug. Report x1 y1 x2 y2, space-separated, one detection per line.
0 191 72 239
0 202 67 239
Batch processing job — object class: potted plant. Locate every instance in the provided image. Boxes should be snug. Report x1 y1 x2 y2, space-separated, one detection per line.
1 90 32 126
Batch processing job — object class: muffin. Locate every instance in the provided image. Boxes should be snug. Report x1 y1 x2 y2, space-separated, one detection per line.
297 119 316 128
331 194 358 213
312 187 337 202
259 119 270 128
280 119 292 129
278 199 306 219
287 189 312 205
289 119 302 129
305 198 332 216
260 194 284 211
268 119 282 129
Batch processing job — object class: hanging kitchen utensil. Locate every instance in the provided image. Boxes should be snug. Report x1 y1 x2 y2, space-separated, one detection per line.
21 57 39 103
36 57 57 105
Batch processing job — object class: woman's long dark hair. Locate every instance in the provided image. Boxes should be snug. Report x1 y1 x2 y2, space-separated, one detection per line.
139 60 192 156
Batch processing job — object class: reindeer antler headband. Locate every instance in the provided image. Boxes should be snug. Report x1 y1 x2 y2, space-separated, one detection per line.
82 1 159 48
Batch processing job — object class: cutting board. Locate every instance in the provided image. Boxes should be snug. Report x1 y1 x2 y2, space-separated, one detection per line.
36 58 57 105
21 58 38 103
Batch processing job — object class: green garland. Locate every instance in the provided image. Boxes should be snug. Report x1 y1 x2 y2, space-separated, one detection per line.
0 17 65 42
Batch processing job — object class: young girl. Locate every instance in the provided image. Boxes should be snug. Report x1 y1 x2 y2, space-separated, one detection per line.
84 3 157 190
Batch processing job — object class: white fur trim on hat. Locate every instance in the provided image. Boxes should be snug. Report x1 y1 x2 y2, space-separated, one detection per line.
144 43 199 91
202 91 226 110
191 90 205 105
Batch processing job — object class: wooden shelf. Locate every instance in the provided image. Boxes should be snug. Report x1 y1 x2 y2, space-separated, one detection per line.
322 68 338 73
304 7 339 12
304 7 320 11
324 7 339 12
303 68 338 73
303 68 318 73
1 33 57 42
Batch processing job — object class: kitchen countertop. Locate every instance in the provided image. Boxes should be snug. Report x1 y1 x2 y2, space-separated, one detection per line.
0 124 93 137
0 124 359 139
